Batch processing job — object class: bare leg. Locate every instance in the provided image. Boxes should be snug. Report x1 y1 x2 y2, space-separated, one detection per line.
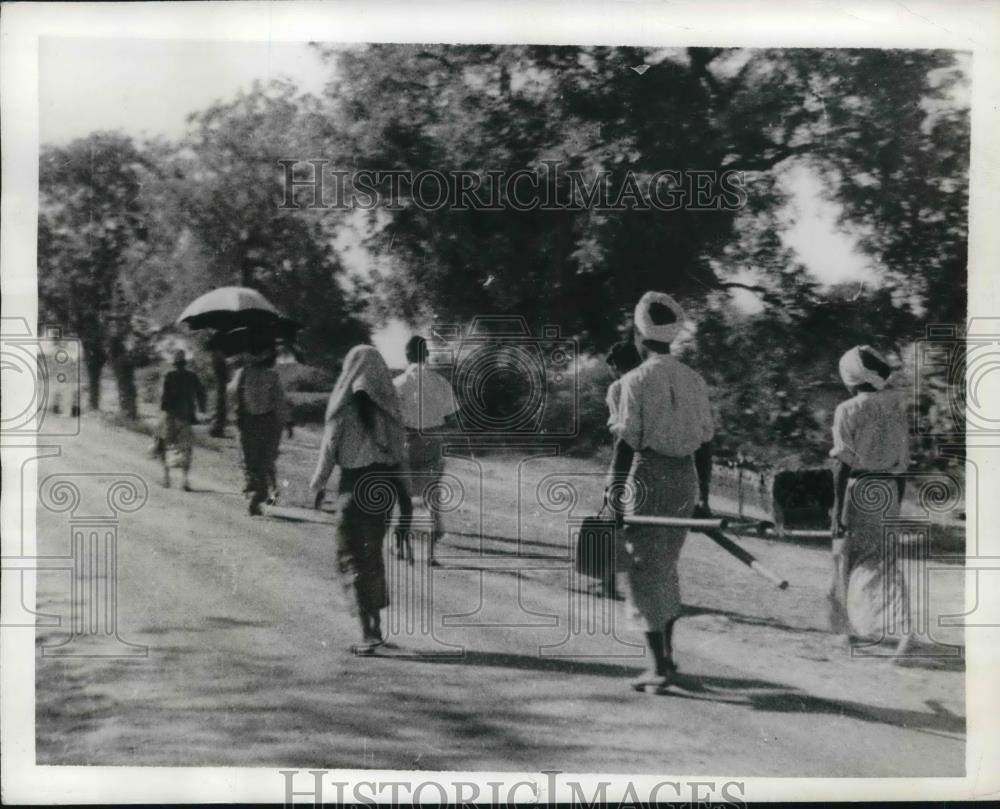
162 463 170 488
662 618 677 672
428 500 442 565
645 631 666 674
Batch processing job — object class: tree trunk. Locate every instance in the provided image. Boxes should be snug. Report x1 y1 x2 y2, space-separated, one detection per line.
209 349 228 437
108 333 138 420
84 344 106 412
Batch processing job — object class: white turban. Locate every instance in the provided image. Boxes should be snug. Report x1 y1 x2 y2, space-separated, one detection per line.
634 291 686 344
839 345 892 391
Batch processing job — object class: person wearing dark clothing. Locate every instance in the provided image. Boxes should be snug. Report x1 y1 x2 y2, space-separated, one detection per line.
231 341 288 516
158 350 207 490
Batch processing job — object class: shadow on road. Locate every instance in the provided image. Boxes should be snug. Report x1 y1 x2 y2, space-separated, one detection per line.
401 649 965 736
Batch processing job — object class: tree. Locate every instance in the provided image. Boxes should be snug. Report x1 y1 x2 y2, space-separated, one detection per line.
312 45 968 347
151 81 371 431
38 132 157 416
165 82 371 357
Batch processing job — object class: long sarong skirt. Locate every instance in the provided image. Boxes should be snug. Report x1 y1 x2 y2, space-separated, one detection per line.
334 465 401 615
240 411 282 501
623 452 697 631
160 415 193 471
404 429 445 539
831 476 909 640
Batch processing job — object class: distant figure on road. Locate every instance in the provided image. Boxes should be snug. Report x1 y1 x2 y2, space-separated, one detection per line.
590 339 644 601
158 350 207 491
309 345 413 655
607 292 715 693
829 345 913 659
232 336 288 516
393 334 459 566
605 339 643 430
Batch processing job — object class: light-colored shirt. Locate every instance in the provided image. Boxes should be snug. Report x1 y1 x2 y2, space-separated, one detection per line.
230 366 288 421
830 390 910 473
309 399 402 494
612 353 714 457
393 363 458 430
606 379 623 427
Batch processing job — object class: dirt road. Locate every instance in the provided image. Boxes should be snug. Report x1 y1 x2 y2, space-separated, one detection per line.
32 415 965 775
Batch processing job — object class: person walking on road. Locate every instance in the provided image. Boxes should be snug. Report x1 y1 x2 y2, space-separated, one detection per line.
157 350 207 491
591 339 644 600
605 339 642 431
232 336 288 516
309 345 413 654
829 344 913 659
607 292 715 693
393 334 459 566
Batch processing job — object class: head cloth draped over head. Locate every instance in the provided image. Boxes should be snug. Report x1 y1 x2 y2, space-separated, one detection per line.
324 345 405 461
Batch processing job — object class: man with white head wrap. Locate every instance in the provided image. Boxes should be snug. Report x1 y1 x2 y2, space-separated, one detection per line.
829 344 913 659
607 291 715 692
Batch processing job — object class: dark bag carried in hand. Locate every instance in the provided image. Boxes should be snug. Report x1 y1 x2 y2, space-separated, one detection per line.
574 499 618 580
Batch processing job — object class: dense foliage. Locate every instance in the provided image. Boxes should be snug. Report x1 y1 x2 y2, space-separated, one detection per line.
38 46 968 462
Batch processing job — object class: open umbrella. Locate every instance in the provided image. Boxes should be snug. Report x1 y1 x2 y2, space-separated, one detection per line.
177 286 295 332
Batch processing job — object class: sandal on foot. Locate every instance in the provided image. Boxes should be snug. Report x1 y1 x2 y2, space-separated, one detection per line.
351 640 380 656
631 666 676 693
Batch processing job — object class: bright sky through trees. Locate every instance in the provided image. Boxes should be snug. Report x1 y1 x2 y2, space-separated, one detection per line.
40 38 893 365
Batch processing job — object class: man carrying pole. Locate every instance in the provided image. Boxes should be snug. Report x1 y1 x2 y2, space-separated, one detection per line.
606 291 715 693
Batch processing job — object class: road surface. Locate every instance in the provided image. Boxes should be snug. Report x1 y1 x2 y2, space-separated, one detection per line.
31 414 965 775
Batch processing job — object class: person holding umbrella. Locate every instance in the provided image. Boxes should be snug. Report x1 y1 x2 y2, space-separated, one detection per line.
231 332 288 516
177 286 299 441
607 292 715 693
309 345 413 654
157 350 207 491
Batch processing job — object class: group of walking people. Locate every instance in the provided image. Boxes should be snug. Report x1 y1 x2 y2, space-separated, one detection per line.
600 293 912 693
155 332 457 655
154 336 291 516
156 289 915 676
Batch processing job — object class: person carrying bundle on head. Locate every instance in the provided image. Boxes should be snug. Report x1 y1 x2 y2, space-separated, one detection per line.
607 292 715 693
828 345 913 659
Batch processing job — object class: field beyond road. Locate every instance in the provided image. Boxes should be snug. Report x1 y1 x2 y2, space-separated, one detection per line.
33 414 965 775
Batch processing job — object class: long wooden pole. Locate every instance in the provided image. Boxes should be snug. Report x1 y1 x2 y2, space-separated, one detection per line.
622 514 790 589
